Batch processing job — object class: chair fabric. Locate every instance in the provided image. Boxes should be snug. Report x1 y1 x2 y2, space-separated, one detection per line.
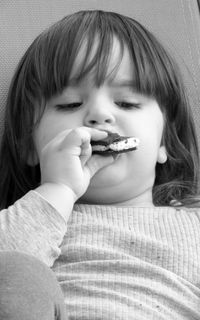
0 0 200 145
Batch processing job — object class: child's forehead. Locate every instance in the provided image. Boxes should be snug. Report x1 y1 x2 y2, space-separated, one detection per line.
69 35 133 83
66 78 135 92
75 34 122 59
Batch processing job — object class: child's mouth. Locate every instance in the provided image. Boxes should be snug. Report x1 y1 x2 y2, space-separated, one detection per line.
91 132 140 156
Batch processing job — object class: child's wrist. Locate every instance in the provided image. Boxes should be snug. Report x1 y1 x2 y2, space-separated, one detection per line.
35 183 77 221
53 183 78 202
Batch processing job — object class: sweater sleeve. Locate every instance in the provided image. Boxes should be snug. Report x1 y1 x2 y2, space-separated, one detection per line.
0 191 67 266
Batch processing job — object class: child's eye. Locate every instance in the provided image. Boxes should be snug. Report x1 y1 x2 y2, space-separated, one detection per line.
115 102 141 109
55 103 82 111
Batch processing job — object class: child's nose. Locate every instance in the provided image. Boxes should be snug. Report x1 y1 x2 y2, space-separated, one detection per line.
84 105 115 127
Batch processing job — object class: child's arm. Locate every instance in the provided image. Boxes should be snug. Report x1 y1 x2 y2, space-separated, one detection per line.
0 127 113 266
0 189 67 267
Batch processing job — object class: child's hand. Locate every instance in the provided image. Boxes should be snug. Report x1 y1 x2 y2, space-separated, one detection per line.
39 127 114 201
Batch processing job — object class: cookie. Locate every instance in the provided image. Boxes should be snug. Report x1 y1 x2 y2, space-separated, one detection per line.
91 132 140 155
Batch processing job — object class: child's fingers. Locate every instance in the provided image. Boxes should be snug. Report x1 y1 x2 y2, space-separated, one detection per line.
40 127 108 164
60 127 108 147
60 127 91 155
87 128 108 141
58 127 108 157
71 128 108 166
42 127 108 151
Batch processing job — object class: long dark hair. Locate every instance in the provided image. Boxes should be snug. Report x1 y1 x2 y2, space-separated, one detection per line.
0 10 199 209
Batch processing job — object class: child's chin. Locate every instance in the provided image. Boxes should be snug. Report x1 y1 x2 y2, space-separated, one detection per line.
91 167 125 187
90 153 129 187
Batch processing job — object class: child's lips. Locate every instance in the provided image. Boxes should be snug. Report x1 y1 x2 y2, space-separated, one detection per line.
112 154 120 161
91 132 140 156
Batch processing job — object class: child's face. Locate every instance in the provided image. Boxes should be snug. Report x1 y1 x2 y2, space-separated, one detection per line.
33 36 165 206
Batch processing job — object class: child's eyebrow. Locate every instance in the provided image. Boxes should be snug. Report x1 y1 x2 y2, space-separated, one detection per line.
109 80 134 89
66 79 136 91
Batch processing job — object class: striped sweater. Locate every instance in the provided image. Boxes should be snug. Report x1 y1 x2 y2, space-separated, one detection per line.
0 191 200 319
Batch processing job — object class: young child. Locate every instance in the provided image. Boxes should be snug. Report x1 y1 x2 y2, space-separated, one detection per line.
0 9 200 319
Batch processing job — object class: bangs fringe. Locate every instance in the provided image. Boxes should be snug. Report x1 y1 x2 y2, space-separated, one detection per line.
28 10 178 106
